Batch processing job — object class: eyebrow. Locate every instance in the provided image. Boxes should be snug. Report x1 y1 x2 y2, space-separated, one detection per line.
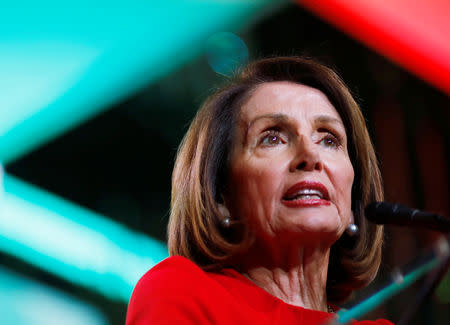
247 113 290 130
247 113 345 131
314 115 345 129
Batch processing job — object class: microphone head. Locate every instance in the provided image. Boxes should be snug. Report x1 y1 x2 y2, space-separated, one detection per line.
364 202 403 224
365 202 449 232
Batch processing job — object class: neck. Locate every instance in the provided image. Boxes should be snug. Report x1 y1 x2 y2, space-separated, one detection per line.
240 240 331 312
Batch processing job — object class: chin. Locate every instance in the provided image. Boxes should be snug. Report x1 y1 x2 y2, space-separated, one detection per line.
282 222 342 245
292 209 341 227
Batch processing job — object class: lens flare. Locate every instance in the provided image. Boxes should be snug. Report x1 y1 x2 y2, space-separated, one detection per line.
205 32 249 77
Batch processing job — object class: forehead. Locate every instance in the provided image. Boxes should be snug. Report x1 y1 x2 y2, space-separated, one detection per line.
240 81 341 122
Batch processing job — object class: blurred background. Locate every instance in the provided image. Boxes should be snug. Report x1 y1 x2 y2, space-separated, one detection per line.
0 1 448 324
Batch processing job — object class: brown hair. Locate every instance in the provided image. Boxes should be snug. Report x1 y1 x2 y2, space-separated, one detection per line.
168 56 384 303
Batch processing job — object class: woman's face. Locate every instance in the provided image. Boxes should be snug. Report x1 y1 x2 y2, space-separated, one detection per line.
225 82 354 246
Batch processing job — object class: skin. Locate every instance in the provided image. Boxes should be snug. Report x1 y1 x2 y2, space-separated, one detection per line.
224 81 355 312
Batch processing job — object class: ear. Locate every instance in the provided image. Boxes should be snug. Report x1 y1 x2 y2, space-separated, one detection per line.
345 211 358 236
349 210 355 225
218 203 231 218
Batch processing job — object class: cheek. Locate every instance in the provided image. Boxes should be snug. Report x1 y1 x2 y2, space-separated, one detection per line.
326 152 354 193
228 158 286 219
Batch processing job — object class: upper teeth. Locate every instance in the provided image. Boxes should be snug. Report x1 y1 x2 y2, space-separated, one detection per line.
296 189 323 197
288 188 324 200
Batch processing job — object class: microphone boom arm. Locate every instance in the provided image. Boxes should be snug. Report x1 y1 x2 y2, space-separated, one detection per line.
323 236 450 325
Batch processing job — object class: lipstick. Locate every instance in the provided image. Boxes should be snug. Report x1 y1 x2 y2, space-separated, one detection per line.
282 181 330 207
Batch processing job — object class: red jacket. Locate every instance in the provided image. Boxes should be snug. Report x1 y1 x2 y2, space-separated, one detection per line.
127 256 393 325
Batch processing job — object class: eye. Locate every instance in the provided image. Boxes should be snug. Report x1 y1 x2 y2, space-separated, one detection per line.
320 134 340 149
260 131 285 146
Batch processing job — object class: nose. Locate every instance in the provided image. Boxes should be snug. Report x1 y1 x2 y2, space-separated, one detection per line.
290 136 323 172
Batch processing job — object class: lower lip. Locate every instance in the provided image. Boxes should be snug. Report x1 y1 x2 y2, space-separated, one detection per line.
282 199 331 207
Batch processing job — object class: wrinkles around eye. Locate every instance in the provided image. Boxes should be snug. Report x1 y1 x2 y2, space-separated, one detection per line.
317 127 345 149
259 130 287 146
319 134 341 149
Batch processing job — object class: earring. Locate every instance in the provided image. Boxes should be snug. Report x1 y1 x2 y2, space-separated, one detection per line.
218 204 232 228
345 223 359 236
221 216 232 228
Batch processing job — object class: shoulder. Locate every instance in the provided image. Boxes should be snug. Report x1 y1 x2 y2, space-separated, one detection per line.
126 256 215 324
128 255 207 304
134 255 205 292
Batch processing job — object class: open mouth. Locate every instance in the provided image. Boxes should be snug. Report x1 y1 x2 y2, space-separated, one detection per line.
282 181 330 205
283 188 327 201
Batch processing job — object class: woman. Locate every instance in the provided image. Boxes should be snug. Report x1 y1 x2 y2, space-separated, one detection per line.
127 57 392 324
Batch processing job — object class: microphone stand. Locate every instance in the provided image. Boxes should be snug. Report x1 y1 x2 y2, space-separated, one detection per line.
397 235 450 325
324 235 449 325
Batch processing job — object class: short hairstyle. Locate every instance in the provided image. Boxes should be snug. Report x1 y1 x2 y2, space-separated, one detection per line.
168 56 384 303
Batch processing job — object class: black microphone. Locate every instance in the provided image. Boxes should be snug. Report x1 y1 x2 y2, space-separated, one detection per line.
365 202 450 233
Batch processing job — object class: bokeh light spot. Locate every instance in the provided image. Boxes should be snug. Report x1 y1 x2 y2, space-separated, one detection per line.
205 32 249 77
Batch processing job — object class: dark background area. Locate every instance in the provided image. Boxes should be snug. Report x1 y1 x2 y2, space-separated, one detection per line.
3 3 449 324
